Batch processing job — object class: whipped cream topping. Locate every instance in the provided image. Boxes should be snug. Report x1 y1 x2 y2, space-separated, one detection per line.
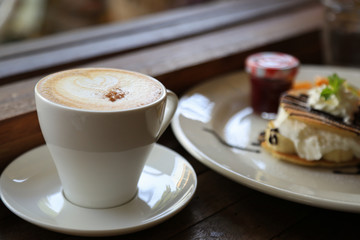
307 82 359 124
273 107 360 161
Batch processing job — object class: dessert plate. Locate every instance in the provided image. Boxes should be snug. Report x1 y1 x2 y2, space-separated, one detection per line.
172 65 360 213
0 144 197 237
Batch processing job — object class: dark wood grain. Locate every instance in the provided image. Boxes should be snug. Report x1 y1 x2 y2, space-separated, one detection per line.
170 194 312 240
274 209 360 240
0 112 44 171
0 0 318 82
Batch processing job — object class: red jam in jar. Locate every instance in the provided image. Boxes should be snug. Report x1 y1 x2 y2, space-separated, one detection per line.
246 52 299 117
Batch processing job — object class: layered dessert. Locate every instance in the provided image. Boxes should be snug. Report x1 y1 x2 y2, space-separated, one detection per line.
261 74 360 167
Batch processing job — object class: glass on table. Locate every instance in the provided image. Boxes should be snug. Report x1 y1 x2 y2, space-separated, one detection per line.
322 0 360 67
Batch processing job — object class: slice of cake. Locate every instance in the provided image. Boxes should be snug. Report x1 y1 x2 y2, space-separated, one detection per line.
261 74 360 167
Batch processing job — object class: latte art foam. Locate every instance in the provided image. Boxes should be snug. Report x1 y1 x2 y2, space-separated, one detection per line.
36 68 164 111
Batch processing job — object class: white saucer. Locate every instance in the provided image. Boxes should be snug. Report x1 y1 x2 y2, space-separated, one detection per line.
0 144 197 237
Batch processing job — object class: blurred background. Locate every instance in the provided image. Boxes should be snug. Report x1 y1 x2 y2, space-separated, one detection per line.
0 0 222 44
1 0 360 67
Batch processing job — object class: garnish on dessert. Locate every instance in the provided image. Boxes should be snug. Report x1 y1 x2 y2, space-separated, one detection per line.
307 74 359 124
320 73 345 100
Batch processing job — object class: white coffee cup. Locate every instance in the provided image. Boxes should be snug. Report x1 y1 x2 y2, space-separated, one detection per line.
35 68 178 208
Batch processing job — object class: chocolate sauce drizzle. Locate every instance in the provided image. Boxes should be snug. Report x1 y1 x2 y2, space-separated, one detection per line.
203 128 260 153
282 93 360 136
203 127 360 175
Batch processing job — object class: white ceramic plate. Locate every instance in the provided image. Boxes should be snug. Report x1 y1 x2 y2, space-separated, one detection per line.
172 65 360 213
0 144 197 237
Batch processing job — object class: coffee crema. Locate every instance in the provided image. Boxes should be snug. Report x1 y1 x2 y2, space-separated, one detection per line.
36 68 164 111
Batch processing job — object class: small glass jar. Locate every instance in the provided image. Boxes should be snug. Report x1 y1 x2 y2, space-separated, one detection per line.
245 52 299 119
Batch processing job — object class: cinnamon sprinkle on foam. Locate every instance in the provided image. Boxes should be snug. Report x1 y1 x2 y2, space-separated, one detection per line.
104 88 127 102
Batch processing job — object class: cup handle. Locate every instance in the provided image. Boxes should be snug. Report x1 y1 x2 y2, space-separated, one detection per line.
156 90 178 140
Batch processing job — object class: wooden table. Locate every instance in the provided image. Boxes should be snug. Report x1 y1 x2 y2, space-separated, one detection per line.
1 0 360 239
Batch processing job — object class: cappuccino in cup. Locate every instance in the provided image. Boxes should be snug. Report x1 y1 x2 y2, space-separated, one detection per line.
36 68 164 111
35 68 178 208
